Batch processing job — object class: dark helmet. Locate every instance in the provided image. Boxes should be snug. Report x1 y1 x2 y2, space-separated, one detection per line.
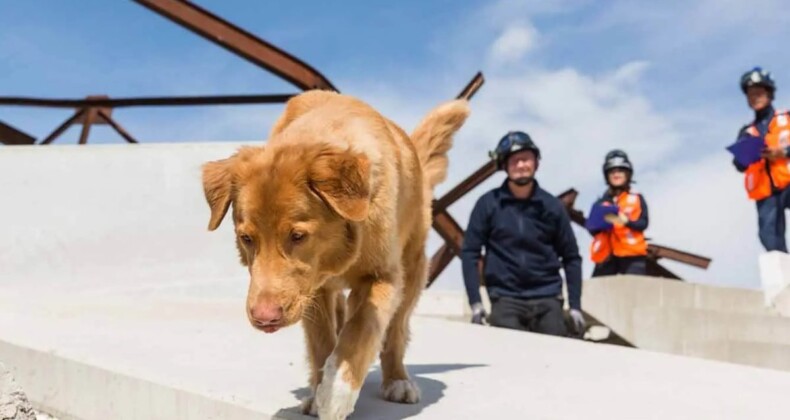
603 149 633 179
605 149 629 161
489 131 541 169
740 67 776 94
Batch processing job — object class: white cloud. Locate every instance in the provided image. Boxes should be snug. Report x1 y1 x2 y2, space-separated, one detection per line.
488 22 539 65
636 152 761 287
606 61 650 88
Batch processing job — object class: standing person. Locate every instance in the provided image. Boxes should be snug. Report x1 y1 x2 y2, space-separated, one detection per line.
732 67 790 252
586 150 649 276
460 131 585 337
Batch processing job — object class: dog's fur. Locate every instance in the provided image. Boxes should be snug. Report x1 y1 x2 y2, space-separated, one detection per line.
201 90 469 419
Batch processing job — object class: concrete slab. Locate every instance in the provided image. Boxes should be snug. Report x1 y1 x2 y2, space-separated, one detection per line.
583 276 771 317
682 340 790 372
0 143 252 298
759 251 790 305
3 296 790 420
631 306 790 349
584 276 790 371
759 252 790 315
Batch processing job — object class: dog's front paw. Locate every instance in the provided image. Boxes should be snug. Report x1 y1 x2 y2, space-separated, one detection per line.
315 355 359 420
300 394 318 416
380 379 421 404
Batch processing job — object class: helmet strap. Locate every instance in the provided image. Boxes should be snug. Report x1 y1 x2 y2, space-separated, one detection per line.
509 175 534 187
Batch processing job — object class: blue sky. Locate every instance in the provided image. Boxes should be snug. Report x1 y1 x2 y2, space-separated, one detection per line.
3 0 790 289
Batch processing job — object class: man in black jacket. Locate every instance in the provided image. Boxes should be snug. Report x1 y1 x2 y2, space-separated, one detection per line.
461 131 585 337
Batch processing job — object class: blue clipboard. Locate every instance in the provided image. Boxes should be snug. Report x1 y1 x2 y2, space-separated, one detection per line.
726 135 764 167
586 203 619 232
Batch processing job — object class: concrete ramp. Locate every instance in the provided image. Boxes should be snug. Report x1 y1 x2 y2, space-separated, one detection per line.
4 296 790 420
3 143 790 419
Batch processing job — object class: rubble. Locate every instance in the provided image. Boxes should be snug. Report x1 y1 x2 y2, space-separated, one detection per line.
0 362 35 420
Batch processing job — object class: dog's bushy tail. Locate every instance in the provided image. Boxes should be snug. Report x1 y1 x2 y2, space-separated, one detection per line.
410 99 471 189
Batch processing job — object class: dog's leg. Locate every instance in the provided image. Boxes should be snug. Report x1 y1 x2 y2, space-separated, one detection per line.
316 272 401 420
379 249 425 404
300 288 340 417
335 292 346 336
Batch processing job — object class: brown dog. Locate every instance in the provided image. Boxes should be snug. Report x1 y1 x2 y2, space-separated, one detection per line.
202 90 469 419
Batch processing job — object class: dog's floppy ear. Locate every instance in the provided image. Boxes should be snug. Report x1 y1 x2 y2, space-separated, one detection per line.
309 148 371 222
202 157 235 231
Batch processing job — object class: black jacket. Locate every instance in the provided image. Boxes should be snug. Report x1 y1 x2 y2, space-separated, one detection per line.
461 180 583 310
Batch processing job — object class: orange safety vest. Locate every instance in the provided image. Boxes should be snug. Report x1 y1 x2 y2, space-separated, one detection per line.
743 110 790 201
590 191 648 263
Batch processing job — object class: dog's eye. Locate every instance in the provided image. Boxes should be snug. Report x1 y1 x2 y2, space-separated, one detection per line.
290 231 307 244
240 234 253 245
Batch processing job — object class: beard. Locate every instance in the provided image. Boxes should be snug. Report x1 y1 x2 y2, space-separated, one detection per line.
509 176 533 186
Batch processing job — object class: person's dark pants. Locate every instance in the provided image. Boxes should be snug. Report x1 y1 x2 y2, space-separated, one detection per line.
488 296 567 337
756 187 790 252
592 256 647 277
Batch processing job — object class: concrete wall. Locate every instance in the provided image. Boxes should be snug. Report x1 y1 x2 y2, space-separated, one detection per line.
583 275 790 371
0 143 477 323
759 251 790 316
0 143 253 300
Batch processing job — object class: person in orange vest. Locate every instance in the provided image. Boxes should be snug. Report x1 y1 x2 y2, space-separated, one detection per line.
585 150 649 276
732 67 790 252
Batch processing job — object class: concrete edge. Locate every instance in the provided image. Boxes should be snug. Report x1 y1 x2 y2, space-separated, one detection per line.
0 339 273 420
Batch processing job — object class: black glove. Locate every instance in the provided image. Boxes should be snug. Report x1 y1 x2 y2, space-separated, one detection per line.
470 303 487 325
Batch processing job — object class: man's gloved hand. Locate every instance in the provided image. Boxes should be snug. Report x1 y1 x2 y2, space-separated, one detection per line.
569 309 586 336
470 302 487 325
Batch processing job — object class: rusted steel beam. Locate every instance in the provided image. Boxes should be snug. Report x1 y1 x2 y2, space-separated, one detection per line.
648 243 711 269
456 72 485 100
40 110 85 145
98 111 139 144
433 211 466 252
433 160 497 215
75 95 114 122
133 0 336 92
427 243 456 287
646 258 682 280
78 109 97 145
557 188 587 226
0 121 35 145
581 311 636 347
566 208 586 227
557 188 578 207
0 94 295 109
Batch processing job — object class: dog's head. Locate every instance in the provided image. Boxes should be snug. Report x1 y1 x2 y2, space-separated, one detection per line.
202 143 371 333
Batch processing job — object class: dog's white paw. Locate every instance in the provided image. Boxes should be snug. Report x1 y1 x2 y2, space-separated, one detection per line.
300 394 318 416
380 379 421 404
315 354 359 420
